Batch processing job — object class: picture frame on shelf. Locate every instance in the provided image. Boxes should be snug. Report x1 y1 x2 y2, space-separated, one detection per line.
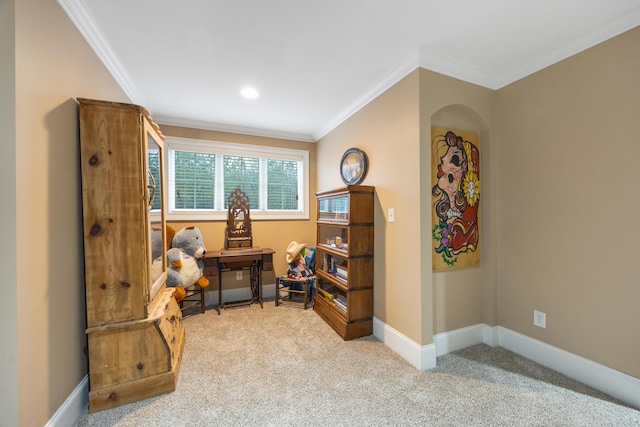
340 147 368 185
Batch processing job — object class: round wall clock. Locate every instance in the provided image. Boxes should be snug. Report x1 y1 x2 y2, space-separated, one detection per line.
340 147 368 185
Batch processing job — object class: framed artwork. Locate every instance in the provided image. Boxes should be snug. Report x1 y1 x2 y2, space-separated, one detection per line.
340 147 368 185
431 127 481 271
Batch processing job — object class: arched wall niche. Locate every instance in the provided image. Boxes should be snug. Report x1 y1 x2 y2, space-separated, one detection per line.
431 103 489 134
428 103 495 335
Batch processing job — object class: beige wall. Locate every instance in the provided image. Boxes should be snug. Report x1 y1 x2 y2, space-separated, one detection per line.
160 126 317 286
495 27 640 378
0 1 18 425
317 71 424 343
317 27 640 381
5 2 639 423
316 69 495 345
7 0 129 424
5 2 317 421
419 70 495 338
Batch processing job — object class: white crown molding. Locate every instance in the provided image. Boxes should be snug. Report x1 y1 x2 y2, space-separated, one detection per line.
313 52 421 141
498 6 640 88
419 8 640 90
159 49 420 143
308 8 640 139
59 0 640 142
419 47 503 90
155 115 316 143
57 0 147 105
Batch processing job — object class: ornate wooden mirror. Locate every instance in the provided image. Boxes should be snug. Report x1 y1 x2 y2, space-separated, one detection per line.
224 187 253 249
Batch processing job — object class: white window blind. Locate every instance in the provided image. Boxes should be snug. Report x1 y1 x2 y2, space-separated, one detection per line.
166 137 309 221
171 151 216 209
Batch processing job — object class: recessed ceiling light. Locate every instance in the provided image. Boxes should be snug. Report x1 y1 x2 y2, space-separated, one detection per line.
240 86 259 99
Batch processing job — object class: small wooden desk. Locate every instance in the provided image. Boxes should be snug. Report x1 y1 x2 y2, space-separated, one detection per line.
204 248 274 314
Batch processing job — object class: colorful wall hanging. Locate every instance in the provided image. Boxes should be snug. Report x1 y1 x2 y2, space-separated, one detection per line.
431 128 481 271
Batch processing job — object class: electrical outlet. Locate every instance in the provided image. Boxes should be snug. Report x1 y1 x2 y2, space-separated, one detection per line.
533 310 546 328
236 271 243 280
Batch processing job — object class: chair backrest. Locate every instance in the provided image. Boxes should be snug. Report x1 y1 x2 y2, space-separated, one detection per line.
286 246 316 277
303 247 316 273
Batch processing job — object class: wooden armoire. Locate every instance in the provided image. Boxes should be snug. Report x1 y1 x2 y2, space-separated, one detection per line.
78 98 184 413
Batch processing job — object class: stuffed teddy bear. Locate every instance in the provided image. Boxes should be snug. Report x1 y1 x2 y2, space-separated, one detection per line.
166 226 210 301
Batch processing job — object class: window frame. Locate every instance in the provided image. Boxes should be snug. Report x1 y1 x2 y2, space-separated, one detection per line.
165 136 310 221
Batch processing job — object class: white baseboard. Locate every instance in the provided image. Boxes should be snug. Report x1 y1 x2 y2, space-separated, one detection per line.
434 324 485 356
263 283 276 298
373 316 436 370
431 324 498 356
374 321 500 367
482 324 500 346
46 375 88 427
375 320 639 409
204 283 277 307
498 326 640 409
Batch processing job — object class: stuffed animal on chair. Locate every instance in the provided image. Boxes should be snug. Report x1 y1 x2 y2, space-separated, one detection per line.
166 226 210 301
283 241 316 298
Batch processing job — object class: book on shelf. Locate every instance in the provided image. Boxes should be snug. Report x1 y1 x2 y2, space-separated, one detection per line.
335 264 348 279
334 296 347 313
334 296 346 306
318 288 333 301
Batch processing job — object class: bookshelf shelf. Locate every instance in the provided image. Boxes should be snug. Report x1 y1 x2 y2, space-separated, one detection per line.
314 185 374 340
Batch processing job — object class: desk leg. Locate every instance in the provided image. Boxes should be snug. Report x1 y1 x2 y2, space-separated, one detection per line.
249 262 257 305
248 262 263 308
217 270 222 315
257 261 263 308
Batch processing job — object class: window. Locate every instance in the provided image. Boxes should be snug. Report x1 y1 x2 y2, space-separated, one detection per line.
166 137 309 220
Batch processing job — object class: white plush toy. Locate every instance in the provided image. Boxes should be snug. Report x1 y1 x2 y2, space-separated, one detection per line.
166 226 209 301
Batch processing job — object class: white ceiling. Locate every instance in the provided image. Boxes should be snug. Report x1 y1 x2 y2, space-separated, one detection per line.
60 0 640 142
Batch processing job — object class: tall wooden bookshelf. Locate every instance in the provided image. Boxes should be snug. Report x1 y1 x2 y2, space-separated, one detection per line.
314 185 374 340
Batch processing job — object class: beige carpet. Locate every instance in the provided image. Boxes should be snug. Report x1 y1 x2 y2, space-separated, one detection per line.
74 301 640 426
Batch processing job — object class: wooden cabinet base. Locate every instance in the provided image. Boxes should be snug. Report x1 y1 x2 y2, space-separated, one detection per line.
88 357 183 413
87 289 185 413
314 294 372 340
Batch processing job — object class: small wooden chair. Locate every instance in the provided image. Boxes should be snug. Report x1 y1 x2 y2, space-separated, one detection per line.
179 284 205 317
275 246 316 310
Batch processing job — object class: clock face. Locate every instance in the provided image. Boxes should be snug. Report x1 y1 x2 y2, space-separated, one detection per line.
340 148 368 185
